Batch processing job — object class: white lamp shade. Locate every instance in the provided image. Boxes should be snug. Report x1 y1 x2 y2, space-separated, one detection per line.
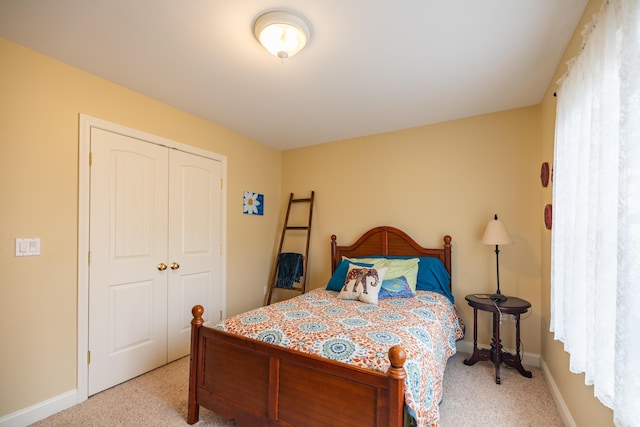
254 10 311 59
482 216 513 245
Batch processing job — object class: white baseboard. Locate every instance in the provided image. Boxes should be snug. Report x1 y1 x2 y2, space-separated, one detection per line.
540 357 576 427
0 389 77 427
455 340 541 368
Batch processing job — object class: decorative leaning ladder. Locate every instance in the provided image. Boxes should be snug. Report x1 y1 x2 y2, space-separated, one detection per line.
265 191 314 305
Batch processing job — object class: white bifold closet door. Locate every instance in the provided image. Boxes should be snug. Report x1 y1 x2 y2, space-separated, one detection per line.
88 128 222 395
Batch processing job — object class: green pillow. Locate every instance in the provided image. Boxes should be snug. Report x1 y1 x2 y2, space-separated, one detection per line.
344 257 419 292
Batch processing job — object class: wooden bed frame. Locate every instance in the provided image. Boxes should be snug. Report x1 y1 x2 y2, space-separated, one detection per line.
188 226 452 427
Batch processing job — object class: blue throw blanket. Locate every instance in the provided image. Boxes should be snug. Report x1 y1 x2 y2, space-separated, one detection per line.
276 252 304 288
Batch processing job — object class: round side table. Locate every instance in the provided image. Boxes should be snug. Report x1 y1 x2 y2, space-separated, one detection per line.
463 294 533 384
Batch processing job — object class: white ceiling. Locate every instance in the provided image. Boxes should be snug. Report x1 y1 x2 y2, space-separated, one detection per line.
0 0 587 150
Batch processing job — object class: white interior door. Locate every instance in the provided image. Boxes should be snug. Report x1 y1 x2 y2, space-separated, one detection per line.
167 149 223 361
88 128 169 395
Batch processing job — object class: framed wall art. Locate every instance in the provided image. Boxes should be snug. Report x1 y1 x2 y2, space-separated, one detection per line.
243 191 264 215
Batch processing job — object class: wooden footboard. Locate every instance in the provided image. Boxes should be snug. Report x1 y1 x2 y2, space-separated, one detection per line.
188 305 407 427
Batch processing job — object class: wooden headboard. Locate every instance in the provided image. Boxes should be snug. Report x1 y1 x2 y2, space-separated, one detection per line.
330 226 452 285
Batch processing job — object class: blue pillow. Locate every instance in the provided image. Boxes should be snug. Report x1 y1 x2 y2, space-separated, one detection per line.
326 259 374 291
355 256 453 303
379 276 415 299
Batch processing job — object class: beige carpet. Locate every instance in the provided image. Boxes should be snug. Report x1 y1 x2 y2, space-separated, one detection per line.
31 352 563 426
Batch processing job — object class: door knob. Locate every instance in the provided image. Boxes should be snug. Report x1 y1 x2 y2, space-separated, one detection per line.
157 263 168 271
170 262 180 270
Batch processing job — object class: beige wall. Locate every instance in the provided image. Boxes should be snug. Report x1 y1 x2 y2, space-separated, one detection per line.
0 38 281 416
539 0 614 425
281 107 543 355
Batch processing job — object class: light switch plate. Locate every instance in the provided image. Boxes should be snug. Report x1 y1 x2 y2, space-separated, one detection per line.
15 238 40 256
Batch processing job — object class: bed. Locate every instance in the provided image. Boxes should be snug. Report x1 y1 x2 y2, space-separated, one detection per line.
187 226 463 427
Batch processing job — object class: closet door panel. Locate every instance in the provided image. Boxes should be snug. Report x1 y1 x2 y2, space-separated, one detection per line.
88 128 169 395
167 149 223 361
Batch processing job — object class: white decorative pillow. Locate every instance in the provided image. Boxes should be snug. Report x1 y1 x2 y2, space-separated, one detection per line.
337 264 387 305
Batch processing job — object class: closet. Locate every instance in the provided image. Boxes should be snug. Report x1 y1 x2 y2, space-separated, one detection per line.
87 126 223 395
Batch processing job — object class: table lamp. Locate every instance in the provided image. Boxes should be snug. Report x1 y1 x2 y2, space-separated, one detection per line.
482 214 512 302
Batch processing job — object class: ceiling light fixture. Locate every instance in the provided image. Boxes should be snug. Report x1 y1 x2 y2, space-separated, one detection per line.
253 10 311 60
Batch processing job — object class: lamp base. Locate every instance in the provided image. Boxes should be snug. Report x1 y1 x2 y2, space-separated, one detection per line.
491 293 507 302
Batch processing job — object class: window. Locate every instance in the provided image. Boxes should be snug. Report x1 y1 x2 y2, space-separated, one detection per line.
550 1 639 426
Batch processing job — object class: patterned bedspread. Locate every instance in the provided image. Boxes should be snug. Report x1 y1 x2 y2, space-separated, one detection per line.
215 288 464 427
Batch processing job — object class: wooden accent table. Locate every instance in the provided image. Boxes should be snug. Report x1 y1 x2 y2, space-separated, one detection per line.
463 294 533 384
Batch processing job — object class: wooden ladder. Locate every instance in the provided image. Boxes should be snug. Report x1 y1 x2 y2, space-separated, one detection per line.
266 191 315 305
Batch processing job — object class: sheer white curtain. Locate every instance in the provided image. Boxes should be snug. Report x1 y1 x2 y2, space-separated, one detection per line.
550 0 640 426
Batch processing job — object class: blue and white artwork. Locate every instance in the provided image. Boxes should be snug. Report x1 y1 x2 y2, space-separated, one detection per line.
243 191 264 215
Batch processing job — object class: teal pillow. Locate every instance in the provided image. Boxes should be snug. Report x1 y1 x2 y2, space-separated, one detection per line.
326 260 374 291
379 276 414 299
414 257 452 299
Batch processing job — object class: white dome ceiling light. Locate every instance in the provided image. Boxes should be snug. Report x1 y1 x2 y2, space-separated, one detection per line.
253 10 312 61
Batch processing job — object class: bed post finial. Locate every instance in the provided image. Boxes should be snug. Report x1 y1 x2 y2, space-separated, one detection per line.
188 305 205 424
388 345 406 379
331 234 338 273
192 305 204 326
443 235 452 280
